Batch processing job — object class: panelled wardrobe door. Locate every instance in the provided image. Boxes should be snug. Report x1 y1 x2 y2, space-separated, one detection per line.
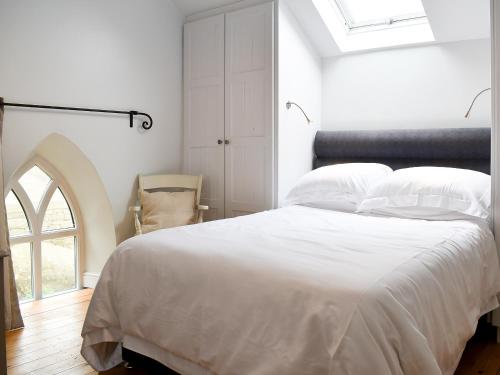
224 3 274 218
184 15 226 220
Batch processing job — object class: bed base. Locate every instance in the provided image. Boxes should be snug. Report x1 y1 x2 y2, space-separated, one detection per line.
122 347 179 374
121 334 211 374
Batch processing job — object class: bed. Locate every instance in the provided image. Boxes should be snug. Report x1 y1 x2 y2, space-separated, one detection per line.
81 127 500 375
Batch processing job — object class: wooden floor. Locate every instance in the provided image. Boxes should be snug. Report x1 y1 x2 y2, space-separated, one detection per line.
6 289 96 375
5 289 500 375
455 320 500 375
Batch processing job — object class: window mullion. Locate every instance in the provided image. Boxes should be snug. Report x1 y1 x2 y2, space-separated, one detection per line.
33 234 42 300
38 181 57 226
33 181 58 299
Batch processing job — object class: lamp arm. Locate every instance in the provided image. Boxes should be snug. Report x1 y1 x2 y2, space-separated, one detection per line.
465 88 491 118
286 101 313 124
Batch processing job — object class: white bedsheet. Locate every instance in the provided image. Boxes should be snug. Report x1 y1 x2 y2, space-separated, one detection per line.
81 206 500 375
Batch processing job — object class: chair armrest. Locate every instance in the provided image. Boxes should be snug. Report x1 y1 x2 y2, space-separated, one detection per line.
197 205 209 211
129 206 141 212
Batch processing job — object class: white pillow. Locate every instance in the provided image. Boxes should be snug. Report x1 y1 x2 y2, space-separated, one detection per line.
357 167 491 220
285 163 393 212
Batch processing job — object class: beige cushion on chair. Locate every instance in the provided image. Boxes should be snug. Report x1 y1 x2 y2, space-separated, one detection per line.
140 190 197 233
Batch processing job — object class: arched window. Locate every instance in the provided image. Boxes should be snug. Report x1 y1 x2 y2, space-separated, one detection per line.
5 159 81 301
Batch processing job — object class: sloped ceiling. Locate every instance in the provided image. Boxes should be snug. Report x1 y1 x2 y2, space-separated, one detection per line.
423 0 490 43
172 0 245 16
285 0 490 57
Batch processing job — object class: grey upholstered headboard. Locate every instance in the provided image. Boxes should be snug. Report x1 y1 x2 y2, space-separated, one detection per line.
313 128 491 174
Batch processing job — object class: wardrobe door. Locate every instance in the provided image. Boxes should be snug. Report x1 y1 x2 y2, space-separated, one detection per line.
184 15 226 221
224 3 274 218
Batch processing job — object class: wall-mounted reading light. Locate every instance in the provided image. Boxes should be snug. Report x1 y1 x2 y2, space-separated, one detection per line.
286 101 312 124
465 88 491 119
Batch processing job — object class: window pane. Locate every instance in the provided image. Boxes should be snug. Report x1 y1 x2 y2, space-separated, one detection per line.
42 236 76 296
337 0 425 25
19 166 52 212
42 188 75 232
5 191 30 236
11 243 33 301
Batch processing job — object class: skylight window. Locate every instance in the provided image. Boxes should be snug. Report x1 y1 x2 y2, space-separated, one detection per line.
312 0 435 52
336 0 426 30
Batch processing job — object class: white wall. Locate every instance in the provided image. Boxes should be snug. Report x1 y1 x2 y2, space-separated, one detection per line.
278 1 322 205
322 39 491 130
0 0 184 271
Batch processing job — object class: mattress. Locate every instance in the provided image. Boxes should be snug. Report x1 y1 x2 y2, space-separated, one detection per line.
81 206 500 374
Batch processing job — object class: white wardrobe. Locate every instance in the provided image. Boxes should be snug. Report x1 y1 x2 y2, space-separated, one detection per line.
183 2 275 220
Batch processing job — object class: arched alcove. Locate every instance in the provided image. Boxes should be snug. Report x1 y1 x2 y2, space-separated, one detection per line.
7 133 116 287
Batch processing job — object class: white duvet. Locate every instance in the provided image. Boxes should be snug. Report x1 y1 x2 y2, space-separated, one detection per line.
82 206 500 375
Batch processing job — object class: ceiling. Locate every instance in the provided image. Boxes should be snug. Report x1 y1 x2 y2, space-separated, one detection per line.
172 0 245 16
285 0 490 57
172 0 490 56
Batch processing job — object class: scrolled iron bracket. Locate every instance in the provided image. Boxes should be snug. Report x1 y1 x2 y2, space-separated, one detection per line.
137 112 153 130
129 111 153 130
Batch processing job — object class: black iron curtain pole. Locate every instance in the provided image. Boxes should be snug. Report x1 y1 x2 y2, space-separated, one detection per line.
3 102 153 130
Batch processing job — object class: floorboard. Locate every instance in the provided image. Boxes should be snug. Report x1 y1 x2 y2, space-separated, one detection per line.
4 289 500 374
6 290 96 375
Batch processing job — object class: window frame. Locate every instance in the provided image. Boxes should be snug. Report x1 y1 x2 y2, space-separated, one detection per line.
332 0 428 32
312 0 435 52
6 156 84 301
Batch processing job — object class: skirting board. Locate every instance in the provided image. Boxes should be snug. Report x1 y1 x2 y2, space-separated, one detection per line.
83 272 100 288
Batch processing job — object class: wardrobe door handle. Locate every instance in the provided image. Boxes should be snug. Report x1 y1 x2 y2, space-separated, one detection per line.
217 139 223 145
224 140 230 145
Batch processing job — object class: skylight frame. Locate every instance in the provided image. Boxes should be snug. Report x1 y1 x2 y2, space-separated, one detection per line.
332 0 428 32
312 0 435 53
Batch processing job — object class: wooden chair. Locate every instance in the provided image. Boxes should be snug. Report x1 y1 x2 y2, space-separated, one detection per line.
129 174 209 235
